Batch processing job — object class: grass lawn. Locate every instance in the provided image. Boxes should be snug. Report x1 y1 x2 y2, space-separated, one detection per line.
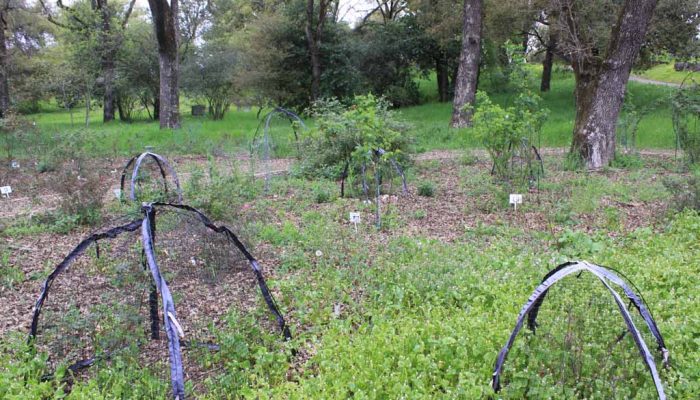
637 62 698 85
16 67 678 160
406 67 676 151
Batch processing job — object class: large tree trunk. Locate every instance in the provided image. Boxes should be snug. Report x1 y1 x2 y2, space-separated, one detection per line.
570 0 658 169
436 54 449 102
450 0 482 128
0 10 9 118
102 56 117 122
148 0 180 129
540 38 554 92
305 0 326 102
98 0 116 122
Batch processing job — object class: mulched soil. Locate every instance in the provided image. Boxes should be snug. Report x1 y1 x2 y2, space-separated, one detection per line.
0 149 689 392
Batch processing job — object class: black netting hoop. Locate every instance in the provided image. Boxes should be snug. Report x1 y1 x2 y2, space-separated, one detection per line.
492 261 668 399
28 203 291 399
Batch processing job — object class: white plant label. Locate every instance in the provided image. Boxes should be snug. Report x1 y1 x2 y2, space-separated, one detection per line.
1 186 12 198
509 194 523 210
10 160 19 169
113 188 122 199
349 212 361 232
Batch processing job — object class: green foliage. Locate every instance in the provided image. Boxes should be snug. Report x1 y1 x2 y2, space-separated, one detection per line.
181 42 238 120
472 45 548 189
617 91 665 154
663 167 700 211
610 152 644 169
185 161 261 221
472 47 549 187
0 113 34 161
417 181 436 197
300 95 413 194
671 80 700 164
0 334 66 398
459 150 478 166
311 182 333 204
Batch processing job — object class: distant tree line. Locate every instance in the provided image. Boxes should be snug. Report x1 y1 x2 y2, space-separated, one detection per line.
1 0 699 166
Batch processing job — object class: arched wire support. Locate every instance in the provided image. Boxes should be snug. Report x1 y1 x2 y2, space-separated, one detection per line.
28 219 144 341
492 261 668 400
151 202 292 341
28 203 292 399
339 148 408 199
250 107 306 192
141 204 186 399
375 148 408 195
490 143 544 183
119 152 183 203
27 219 145 380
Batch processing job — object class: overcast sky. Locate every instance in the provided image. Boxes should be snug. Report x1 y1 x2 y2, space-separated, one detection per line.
126 0 372 26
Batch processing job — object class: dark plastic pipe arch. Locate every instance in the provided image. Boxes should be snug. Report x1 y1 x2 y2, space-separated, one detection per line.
492 261 668 400
119 152 182 203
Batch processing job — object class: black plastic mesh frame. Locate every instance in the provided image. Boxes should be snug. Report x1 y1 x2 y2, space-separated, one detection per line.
492 261 668 400
28 203 291 399
119 152 183 203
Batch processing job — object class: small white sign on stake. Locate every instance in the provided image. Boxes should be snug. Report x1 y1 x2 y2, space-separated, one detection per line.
349 212 361 232
1 185 12 198
113 188 122 199
10 160 19 169
509 194 523 211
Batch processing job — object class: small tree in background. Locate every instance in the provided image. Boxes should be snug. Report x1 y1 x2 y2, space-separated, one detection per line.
471 44 548 189
672 80 700 165
299 94 412 192
181 43 237 120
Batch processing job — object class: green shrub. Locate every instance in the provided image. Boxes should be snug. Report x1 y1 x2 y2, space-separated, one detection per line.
663 168 700 211
610 152 644 169
471 43 548 188
312 183 332 204
299 94 413 195
672 81 700 164
417 181 436 197
460 150 478 166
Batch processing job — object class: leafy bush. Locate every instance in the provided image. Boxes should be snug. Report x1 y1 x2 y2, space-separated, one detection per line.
672 81 700 164
185 161 261 221
617 91 663 154
471 44 548 189
460 150 478 166
299 95 413 195
0 112 33 161
312 183 332 204
663 167 700 211
610 152 644 169
417 181 436 197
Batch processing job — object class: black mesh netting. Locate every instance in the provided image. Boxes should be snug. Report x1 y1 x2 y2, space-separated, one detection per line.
493 262 667 399
120 152 182 204
29 204 290 398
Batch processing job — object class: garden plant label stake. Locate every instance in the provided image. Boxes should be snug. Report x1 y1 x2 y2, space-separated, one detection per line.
11 160 19 169
349 212 361 232
1 186 12 198
509 194 523 211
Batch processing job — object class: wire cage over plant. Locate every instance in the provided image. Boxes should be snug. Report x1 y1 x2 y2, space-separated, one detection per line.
672 77 700 164
250 107 305 191
492 261 668 399
28 203 291 399
120 152 183 203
